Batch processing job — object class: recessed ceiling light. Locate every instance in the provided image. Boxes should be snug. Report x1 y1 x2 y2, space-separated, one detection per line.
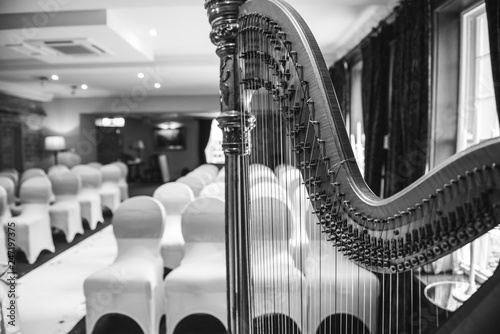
51 74 59 80
149 29 158 37
154 83 161 89
81 84 88 90
137 72 144 79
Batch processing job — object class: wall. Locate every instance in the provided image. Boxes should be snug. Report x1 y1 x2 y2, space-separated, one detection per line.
0 94 46 171
42 94 218 178
155 119 199 178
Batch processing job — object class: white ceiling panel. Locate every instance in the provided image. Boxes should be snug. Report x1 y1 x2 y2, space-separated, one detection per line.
0 0 397 101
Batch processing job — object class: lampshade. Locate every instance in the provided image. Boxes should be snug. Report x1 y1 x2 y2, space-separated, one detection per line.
45 136 66 151
134 140 145 150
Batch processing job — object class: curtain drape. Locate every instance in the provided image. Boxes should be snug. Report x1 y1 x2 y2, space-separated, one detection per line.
198 119 213 165
384 0 431 197
361 27 391 196
485 0 500 121
329 58 350 119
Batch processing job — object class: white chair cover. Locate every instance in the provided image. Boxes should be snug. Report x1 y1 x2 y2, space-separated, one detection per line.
176 176 205 197
187 170 213 185
215 167 225 182
71 165 103 229
249 163 271 174
274 163 296 182
193 164 219 178
47 164 70 176
112 161 129 201
277 167 302 190
164 197 226 334
305 228 380 334
0 176 15 206
0 169 18 191
57 151 82 168
153 182 195 269
84 196 166 334
199 182 225 200
249 181 287 200
249 163 278 186
49 171 83 243
249 191 306 332
0 186 10 265
9 176 54 264
99 164 121 213
20 168 55 204
87 162 102 169
20 168 46 184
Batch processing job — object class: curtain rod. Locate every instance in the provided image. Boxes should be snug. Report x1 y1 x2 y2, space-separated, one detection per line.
337 0 403 65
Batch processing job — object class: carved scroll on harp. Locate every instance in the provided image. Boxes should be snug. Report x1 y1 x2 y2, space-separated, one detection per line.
206 0 500 333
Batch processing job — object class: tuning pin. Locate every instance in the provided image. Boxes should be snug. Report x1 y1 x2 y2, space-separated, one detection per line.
491 163 500 189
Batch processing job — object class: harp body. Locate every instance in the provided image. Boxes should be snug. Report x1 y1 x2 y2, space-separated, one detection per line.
205 0 500 333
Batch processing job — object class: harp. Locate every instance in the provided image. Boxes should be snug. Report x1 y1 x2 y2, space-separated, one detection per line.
205 0 500 333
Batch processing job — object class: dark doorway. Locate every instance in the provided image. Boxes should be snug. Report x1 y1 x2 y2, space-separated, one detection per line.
96 126 123 164
0 122 23 170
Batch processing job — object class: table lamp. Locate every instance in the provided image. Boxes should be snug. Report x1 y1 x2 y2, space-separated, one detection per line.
45 136 66 165
134 140 145 161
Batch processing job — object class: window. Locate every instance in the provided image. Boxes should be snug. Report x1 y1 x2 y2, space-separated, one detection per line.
204 119 225 164
455 2 500 280
349 61 365 177
457 3 499 151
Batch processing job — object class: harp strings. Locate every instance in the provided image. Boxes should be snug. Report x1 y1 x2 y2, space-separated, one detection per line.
236 9 497 334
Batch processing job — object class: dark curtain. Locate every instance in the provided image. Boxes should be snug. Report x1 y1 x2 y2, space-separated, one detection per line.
198 119 212 165
384 0 431 197
329 58 350 119
485 0 500 121
361 26 391 196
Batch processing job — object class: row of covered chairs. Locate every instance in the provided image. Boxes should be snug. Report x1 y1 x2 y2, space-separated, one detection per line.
166 163 378 334
83 161 378 334
0 161 129 264
84 163 226 334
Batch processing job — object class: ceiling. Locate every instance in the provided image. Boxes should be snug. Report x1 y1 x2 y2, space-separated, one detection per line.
0 0 397 102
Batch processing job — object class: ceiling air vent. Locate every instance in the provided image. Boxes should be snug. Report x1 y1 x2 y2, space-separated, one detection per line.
27 38 108 57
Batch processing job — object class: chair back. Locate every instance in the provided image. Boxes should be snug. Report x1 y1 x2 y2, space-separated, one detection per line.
49 171 81 197
274 163 296 181
57 151 82 168
0 176 15 205
249 181 287 200
87 162 102 169
72 165 102 189
199 182 225 200
188 170 213 185
176 176 205 197
48 164 70 176
250 191 293 242
215 167 225 182
193 164 219 178
278 167 302 189
0 169 19 188
112 161 128 179
20 168 46 184
0 186 10 220
182 197 225 244
100 164 121 183
113 196 166 255
19 176 52 204
153 182 194 216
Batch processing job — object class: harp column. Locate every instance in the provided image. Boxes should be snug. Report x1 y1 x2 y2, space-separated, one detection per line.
205 1 254 334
